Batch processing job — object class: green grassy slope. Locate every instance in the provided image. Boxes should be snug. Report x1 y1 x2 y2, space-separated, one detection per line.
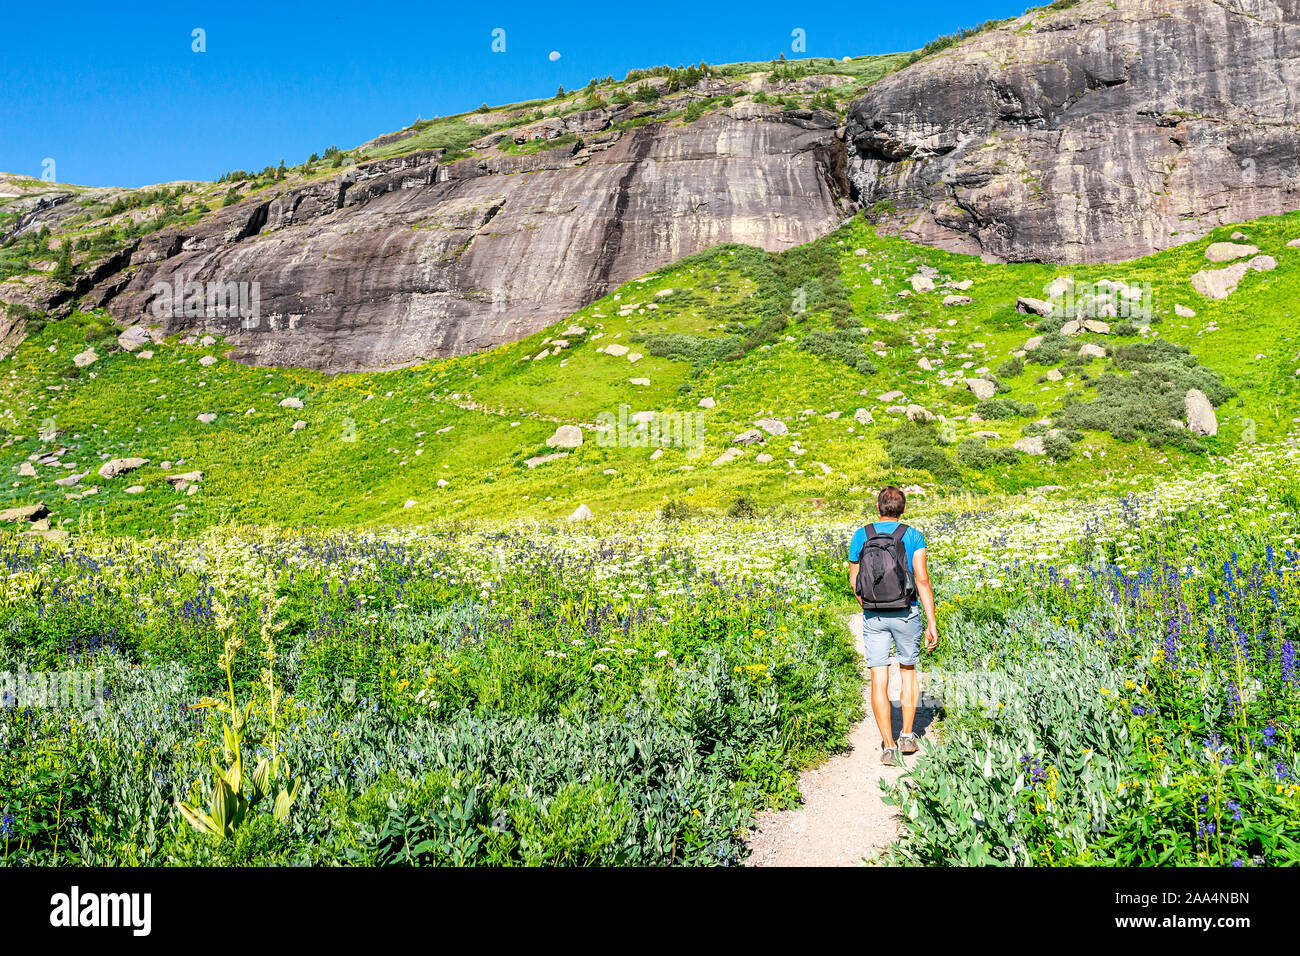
3 212 1298 536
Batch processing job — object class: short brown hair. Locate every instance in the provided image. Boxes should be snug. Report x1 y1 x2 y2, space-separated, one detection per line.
877 486 906 518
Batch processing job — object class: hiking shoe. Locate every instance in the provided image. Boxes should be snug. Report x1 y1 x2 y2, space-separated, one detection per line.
898 732 920 755
881 746 901 767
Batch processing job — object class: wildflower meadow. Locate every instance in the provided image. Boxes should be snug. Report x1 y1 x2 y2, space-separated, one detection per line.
1 440 1297 865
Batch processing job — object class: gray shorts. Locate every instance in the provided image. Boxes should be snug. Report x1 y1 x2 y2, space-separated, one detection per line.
862 607 923 668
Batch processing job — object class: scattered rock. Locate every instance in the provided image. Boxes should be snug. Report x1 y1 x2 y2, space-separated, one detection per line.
698 397 716 409
1024 335 1044 351
756 453 774 463
403 499 417 509
712 447 746 466
754 417 788 436
437 478 449 488
906 404 935 422
568 504 593 522
965 378 997 401
1082 319 1111 334
1013 436 1046 456
73 348 98 368
878 390 905 402
1061 320 1083 336
1204 241 1258 262
165 471 203 491
98 457 149 479
278 397 304 409
630 377 650 386
603 343 629 357
18 462 37 478
1184 388 1218 436
1016 296 1052 317
546 425 583 449
196 413 217 424
291 420 307 432
0 503 49 523
733 429 764 445
909 274 935 293
853 408 874 425
1174 304 1196 318
1191 255 1276 299
1045 368 1064 381
973 430 1000 440
1078 343 1107 359
524 453 568 468
942 294 972 307
125 485 144 494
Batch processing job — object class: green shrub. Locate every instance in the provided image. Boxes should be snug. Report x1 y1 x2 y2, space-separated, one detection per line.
995 356 1024 378
975 399 1038 420
799 330 877 376
727 495 760 519
1044 433 1073 459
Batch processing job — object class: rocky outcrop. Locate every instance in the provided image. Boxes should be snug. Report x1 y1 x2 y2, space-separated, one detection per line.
95 105 849 372
846 0 1300 263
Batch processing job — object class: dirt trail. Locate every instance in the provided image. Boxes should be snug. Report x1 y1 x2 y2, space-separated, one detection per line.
745 614 937 867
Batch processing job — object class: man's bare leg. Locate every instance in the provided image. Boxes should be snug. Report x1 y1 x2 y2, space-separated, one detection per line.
870 664 894 748
899 664 918 737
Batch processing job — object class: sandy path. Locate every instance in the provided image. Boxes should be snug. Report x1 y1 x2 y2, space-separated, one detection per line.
745 614 937 867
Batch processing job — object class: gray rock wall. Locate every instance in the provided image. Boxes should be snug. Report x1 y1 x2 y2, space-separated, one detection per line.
845 0 1300 263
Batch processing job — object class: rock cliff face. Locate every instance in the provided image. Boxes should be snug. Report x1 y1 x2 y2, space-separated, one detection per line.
845 0 1300 263
97 104 849 372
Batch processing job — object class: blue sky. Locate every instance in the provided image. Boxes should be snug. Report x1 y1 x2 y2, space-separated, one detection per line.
0 0 1027 188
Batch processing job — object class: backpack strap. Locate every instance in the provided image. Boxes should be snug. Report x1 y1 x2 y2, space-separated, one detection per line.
891 523 907 542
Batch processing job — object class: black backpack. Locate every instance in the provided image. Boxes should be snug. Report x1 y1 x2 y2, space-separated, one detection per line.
854 523 916 610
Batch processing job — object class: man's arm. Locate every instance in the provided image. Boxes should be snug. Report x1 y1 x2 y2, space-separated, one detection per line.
913 548 938 650
847 561 859 605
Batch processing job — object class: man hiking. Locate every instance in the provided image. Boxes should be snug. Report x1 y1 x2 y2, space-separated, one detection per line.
847 486 938 766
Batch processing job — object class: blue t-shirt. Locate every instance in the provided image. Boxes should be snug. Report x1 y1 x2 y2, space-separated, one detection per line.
848 522 927 604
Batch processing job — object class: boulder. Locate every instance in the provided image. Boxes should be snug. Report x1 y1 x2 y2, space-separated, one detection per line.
1174 304 1196 318
755 453 774 463
942 294 972 307
1082 320 1111 334
965 378 997 401
524 452 568 468
18 462 37 478
0 503 49 523
698 397 716 409
878 390 905 402
125 485 145 494
196 413 217 424
754 417 788 436
1061 320 1083 336
278 397 304 409
73 348 98 368
1013 436 1046 456
973 430 1000 440
199 355 217 367
1184 388 1218 436
98 457 149 479
712 447 745 466
1016 296 1052 317
909 274 935 293
165 470 203 489
1204 241 1258 262
1045 368 1064 381
567 504 593 522
853 408 874 425
732 429 764 445
1191 255 1275 299
906 404 935 422
546 425 583 449
1078 343 1107 359
603 343 629 357
1024 335 1044 351
629 377 650 386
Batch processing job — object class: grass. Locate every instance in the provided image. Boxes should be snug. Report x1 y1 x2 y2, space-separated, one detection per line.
3 212 1299 538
